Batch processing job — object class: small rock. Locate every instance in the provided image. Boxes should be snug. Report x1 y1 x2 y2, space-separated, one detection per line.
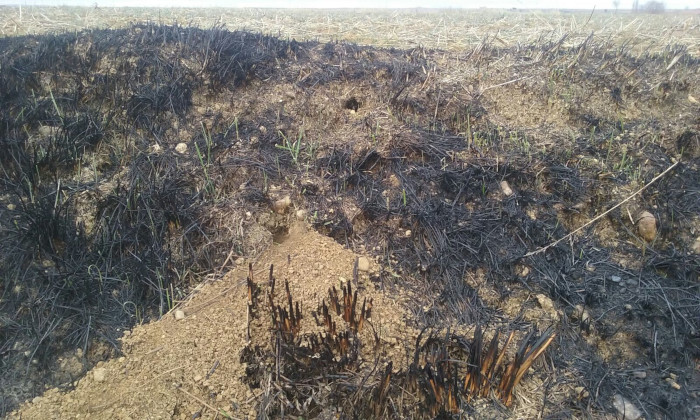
636 211 657 242
174 310 185 320
624 304 633 311
613 394 642 420
7 203 15 211
175 143 188 154
665 378 681 390
692 237 700 255
500 180 513 196
611 275 621 283
632 370 646 379
93 367 107 383
357 256 370 272
405 229 412 238
295 209 307 220
273 196 291 214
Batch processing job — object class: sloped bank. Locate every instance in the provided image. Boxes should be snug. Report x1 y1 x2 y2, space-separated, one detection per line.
0 22 698 418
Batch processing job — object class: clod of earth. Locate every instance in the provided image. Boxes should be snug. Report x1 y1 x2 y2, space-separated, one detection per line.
636 210 657 242
92 368 107 383
273 195 292 214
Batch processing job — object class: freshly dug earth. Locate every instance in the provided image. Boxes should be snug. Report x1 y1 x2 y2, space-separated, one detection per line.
8 223 419 419
8 223 565 419
0 12 698 419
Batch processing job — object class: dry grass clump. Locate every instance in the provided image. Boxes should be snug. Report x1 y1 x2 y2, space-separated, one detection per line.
242 264 555 417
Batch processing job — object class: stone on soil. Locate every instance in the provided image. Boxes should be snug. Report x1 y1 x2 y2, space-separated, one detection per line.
357 256 370 272
500 180 513 196
636 211 656 242
612 394 642 420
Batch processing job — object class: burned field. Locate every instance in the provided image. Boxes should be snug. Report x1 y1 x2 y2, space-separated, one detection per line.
0 19 699 418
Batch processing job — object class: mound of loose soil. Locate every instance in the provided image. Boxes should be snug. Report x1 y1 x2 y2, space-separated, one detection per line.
9 223 417 419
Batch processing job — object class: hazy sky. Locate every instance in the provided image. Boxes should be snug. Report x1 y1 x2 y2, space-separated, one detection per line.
3 0 698 9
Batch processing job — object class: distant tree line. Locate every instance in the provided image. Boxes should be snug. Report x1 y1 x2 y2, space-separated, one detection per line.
632 0 666 13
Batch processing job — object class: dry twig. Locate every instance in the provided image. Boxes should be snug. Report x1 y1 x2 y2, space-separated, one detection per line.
524 160 680 257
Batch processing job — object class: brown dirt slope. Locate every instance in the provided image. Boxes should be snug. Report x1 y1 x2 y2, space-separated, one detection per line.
9 223 417 419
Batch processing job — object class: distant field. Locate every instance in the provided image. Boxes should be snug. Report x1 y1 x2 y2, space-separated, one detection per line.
1 6 699 54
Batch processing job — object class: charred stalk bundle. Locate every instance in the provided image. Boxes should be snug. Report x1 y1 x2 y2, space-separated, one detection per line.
410 326 556 414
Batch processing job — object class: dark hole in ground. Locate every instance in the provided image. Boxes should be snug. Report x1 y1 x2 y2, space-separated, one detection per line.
344 96 360 111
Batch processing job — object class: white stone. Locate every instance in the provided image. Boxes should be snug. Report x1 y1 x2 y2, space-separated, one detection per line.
175 143 188 154
174 310 185 320
500 180 513 196
357 257 370 272
612 394 642 420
